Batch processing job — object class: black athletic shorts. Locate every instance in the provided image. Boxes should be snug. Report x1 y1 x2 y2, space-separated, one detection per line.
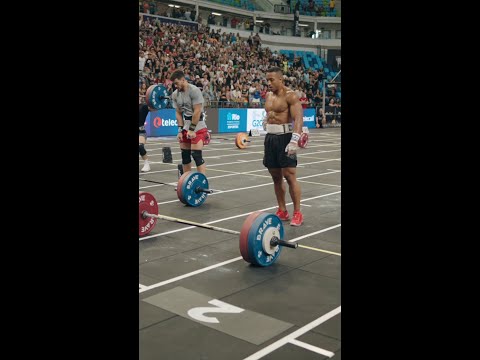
263 133 297 168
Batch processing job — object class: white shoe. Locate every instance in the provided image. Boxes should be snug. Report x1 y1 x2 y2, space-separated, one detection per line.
141 163 151 172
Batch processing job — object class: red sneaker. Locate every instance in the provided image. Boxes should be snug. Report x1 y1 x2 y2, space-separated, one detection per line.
290 211 304 226
275 208 290 221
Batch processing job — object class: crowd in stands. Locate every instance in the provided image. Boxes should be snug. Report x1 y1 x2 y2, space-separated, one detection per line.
289 0 338 17
139 18 340 111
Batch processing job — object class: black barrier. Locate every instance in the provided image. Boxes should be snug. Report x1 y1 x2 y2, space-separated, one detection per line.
318 105 341 127
204 108 218 134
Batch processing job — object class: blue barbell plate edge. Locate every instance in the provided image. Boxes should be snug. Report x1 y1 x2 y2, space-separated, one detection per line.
247 213 284 266
181 172 209 207
148 85 169 109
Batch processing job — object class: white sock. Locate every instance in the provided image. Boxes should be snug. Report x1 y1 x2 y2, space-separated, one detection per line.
144 159 149 165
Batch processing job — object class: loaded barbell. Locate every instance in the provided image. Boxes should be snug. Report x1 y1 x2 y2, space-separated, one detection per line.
235 133 251 149
139 191 298 267
140 171 214 207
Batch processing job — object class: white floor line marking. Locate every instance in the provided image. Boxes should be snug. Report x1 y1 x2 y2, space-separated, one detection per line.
139 257 243 293
139 284 147 290
288 339 335 358
202 173 264 181
139 223 341 292
202 151 264 159
141 159 263 168
204 171 336 190
139 169 273 189
139 166 341 193
206 158 339 177
138 146 342 164
242 306 341 360
210 171 270 178
139 168 178 175
145 142 340 154
153 199 182 205
139 150 262 159
298 244 341 256
298 180 341 187
140 191 341 240
288 224 341 244
139 184 174 189
156 170 341 204
299 149 341 156
139 159 262 172
299 159 341 166
299 155 337 160
141 157 340 170
139 168 272 189
200 171 341 194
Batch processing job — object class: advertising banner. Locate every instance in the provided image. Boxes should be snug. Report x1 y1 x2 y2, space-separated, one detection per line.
246 108 267 132
146 109 179 137
303 108 316 128
218 109 247 133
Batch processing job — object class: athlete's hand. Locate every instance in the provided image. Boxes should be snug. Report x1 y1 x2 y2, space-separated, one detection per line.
177 131 183 142
285 133 300 159
187 130 196 139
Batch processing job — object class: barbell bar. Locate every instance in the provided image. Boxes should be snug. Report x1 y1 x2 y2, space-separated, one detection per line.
139 191 298 267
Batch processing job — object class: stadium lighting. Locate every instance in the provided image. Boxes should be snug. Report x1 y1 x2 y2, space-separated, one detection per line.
255 20 264 23
298 24 309 27
212 12 222 16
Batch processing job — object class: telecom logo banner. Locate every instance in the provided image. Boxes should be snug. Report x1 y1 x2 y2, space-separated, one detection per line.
146 109 178 136
303 108 316 128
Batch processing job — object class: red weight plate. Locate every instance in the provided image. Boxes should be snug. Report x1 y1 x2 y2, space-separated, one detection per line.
298 132 309 148
176 171 191 204
145 85 154 108
139 191 158 237
235 133 248 149
239 211 264 263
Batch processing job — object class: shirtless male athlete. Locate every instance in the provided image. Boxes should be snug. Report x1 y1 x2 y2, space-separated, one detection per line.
264 67 304 226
